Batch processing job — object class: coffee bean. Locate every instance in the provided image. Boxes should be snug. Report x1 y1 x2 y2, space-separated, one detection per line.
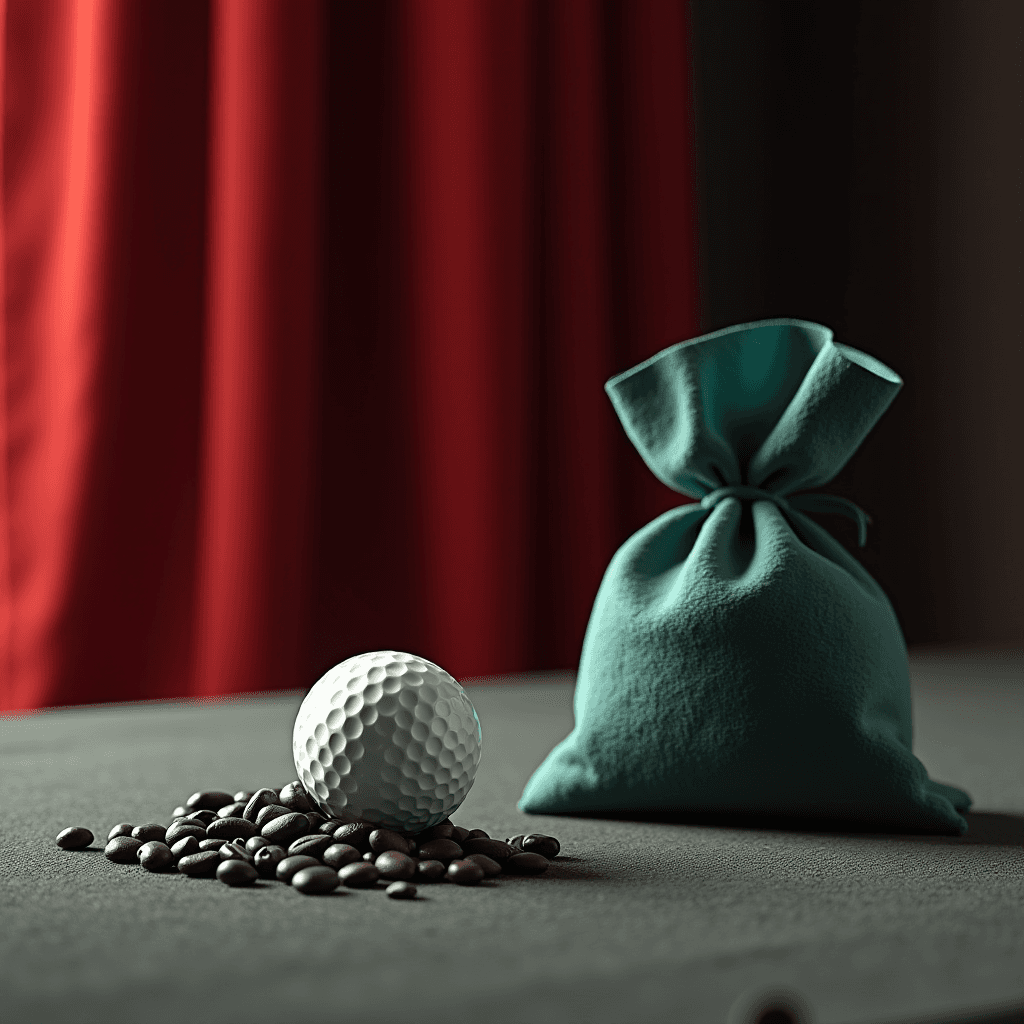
56 827 93 850
166 820 208 846
368 829 412 856
216 801 248 819
253 845 286 879
138 841 174 872
415 859 447 882
450 826 471 844
233 790 254 803
362 851 375 861
446 859 485 885
105 836 143 863
322 844 362 870
332 823 374 851
254 804 291 829
217 859 258 887
522 834 560 859
177 851 220 877
261 812 309 844
506 834 525 852
171 805 188 819
131 823 166 844
242 788 279 823
207 817 258 842
417 838 464 863
186 810 217 826
385 881 417 900
170 836 200 861
288 834 336 861
198 838 227 852
219 841 254 864
107 823 134 841
462 838 513 862
338 862 379 888
292 865 339 895
245 836 270 854
464 828 489 841
275 855 320 883
504 852 549 875
415 819 455 842
464 853 502 877
375 851 416 881
306 812 328 830
277 781 314 814
186 790 235 813
317 819 345 835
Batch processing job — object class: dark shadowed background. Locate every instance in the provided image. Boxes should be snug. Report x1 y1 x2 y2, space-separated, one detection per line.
691 0 1022 647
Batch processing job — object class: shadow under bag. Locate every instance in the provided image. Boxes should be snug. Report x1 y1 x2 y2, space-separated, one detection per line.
519 318 971 834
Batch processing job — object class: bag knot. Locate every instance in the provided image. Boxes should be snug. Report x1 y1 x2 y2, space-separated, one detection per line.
699 486 872 547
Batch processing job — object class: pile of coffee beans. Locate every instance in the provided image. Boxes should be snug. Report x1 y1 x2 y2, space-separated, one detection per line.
54 783 561 900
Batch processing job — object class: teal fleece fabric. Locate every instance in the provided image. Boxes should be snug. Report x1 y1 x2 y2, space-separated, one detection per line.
520 318 971 834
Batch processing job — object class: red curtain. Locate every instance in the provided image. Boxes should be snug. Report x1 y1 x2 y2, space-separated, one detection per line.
0 0 698 713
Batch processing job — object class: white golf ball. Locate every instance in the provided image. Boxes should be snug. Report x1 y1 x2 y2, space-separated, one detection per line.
292 650 482 833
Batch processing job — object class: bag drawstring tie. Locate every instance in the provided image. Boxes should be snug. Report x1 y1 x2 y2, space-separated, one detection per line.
699 485 872 547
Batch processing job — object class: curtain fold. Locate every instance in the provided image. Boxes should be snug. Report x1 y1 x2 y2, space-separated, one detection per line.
404 0 537 674
193 1 321 698
1 0 698 712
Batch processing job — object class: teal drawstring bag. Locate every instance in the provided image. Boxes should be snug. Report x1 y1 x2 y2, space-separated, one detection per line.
519 318 971 834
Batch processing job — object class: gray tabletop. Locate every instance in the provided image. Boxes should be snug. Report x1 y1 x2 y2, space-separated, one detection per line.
2 651 1024 1024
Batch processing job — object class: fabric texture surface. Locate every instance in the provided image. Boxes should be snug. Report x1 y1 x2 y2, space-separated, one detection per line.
520 318 972 834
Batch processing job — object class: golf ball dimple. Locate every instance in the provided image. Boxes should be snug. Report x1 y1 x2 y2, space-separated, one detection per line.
292 651 482 833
